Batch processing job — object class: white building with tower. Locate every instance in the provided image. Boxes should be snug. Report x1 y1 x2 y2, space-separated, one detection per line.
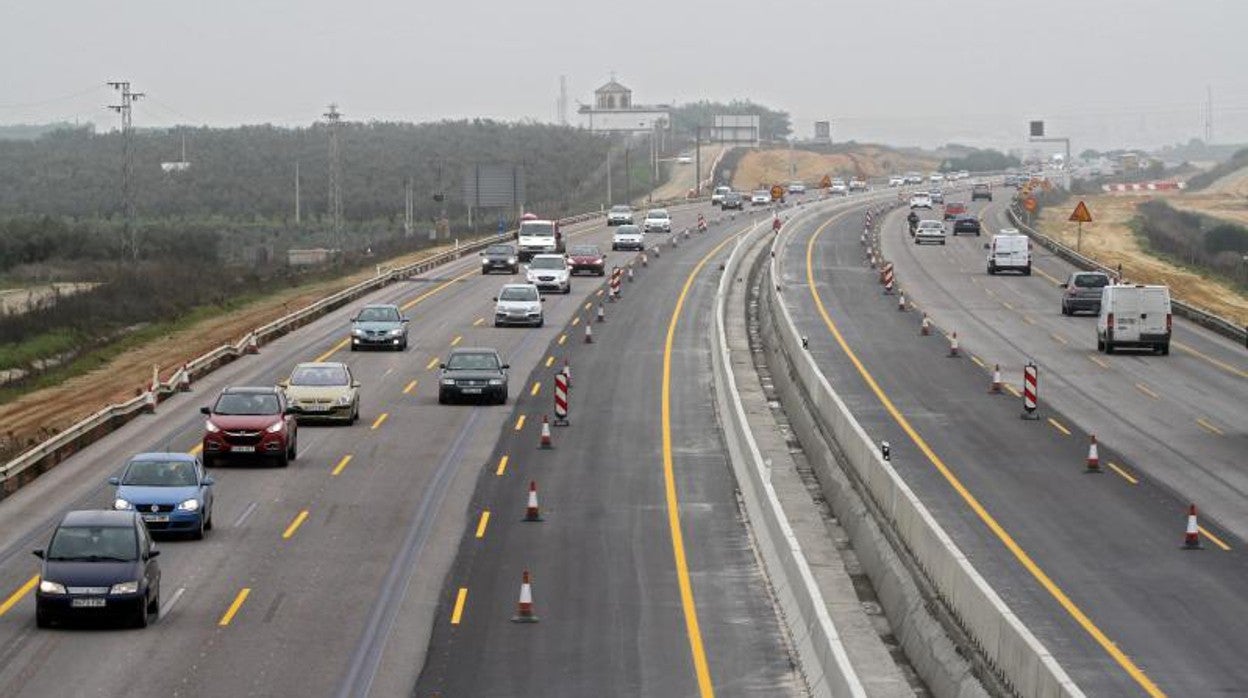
578 76 670 133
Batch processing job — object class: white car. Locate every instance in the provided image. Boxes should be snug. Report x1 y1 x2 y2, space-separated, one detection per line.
787 181 807 194
493 283 544 327
750 190 772 206
612 224 645 251
909 192 933 209
849 178 867 191
1097 284 1172 355
905 172 923 184
711 185 731 205
914 220 946 245
643 208 672 233
986 230 1031 275
888 175 906 187
525 254 571 294
517 218 559 260
929 172 945 184
830 179 848 196
606 205 633 226
676 154 693 164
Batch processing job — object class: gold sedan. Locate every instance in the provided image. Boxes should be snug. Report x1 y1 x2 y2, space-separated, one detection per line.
280 362 360 425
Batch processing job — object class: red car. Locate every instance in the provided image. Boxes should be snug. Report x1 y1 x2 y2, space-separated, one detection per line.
201 387 298 467
943 202 968 220
566 244 606 276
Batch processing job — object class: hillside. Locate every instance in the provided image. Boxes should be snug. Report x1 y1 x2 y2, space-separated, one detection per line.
727 145 940 190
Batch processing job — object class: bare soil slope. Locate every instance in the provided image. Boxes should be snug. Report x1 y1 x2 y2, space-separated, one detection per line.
730 146 939 191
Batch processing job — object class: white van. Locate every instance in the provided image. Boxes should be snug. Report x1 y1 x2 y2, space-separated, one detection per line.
1097 284 1172 355
986 230 1031 275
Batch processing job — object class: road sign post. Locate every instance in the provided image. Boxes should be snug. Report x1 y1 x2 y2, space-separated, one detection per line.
1069 201 1093 253
1021 362 1039 420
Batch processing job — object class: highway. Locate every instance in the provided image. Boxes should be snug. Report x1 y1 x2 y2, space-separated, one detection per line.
0 203 799 697
774 188 1248 697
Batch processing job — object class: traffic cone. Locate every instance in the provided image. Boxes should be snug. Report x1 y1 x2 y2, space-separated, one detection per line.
920 313 932 336
178 364 192 392
989 364 1003 394
539 416 553 449
948 332 960 358
897 293 907 311
1085 435 1102 473
627 266 634 283
597 303 606 323
561 359 571 388
245 332 259 355
524 481 543 522
144 387 158 414
1183 505 1203 550
653 245 661 259
641 252 648 267
584 323 594 344
683 228 690 240
511 569 539 623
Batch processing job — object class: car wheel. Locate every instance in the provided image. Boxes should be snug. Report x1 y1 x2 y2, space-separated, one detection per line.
497 391 508 405
1160 342 1170 356
349 345 357 352
35 605 51 629
1105 341 1115 355
149 588 160 618
191 517 205 540
275 450 289 468
1023 266 1032 276
537 318 544 328
1061 303 1069 316
564 285 571 295
204 508 213 530
134 596 150 628
288 438 297 461
438 392 448 405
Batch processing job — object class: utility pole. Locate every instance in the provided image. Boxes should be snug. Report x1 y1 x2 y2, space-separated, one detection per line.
558 75 569 126
694 126 703 196
606 145 613 206
324 104 343 248
294 161 301 224
624 146 631 204
404 178 413 235
1205 86 1214 144
107 80 144 259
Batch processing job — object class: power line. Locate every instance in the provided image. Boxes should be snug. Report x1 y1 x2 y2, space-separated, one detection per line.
107 80 144 260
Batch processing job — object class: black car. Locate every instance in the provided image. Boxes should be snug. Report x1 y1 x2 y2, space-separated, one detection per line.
720 192 744 210
479 244 519 275
438 348 509 405
33 510 161 628
952 215 982 236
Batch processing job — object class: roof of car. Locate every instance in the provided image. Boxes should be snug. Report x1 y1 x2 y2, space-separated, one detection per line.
449 347 500 356
361 303 400 309
61 509 139 527
500 283 538 290
221 386 282 395
130 452 197 462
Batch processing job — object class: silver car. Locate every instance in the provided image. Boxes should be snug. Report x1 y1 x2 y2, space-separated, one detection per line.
1060 271 1111 316
643 208 672 233
493 283 544 327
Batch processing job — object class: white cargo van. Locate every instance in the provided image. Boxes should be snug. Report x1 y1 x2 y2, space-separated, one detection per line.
986 230 1031 275
1097 284 1172 355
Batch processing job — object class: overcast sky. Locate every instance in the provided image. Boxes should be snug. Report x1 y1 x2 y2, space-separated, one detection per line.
3 0 1246 152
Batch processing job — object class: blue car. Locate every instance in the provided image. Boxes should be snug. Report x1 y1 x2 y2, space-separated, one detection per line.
110 453 215 539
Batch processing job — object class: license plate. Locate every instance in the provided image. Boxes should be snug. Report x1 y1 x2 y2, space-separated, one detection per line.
303 404 329 412
461 388 482 394
231 445 256 453
71 598 106 608
142 514 169 523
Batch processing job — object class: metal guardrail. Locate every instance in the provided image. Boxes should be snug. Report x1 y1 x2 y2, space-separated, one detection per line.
0 199 711 496
1006 204 1248 346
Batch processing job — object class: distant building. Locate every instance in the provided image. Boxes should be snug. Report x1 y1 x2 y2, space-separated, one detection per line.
160 161 190 173
578 76 670 133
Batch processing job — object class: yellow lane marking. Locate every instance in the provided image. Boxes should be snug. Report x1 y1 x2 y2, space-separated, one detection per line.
473 318 484 327
475 511 490 539
596 289 604 297
450 587 469 625
572 316 581 327
662 231 741 698
403 379 418 395
1088 355 1110 369
1004 383 1021 397
1175 341 1248 379
1023 315 1037 325
330 455 353 476
450 335 462 347
1034 266 1062 285
530 382 541 396
986 289 998 298
495 455 509 476
1200 526 1232 552
1050 332 1068 345
0 575 39 617
188 443 203 456
1047 418 1071 436
1134 383 1160 400
282 510 310 539
804 218 1165 697
400 268 477 311
370 413 389 430
514 415 526 431
545 356 555 368
558 334 567 346
314 337 351 363
1196 418 1223 436
970 355 985 369
1108 462 1138 485
583 302 593 310
425 357 439 371
218 588 251 626
1002 301 1015 310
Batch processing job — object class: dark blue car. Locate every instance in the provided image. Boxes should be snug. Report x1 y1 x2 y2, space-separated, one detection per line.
110 453 214 539
34 510 161 628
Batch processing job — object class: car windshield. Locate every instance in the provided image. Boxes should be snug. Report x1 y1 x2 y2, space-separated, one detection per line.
499 286 538 302
356 307 400 323
446 353 500 371
919 221 943 229
520 222 555 236
569 246 599 257
754 191 768 196
610 206 630 213
616 225 640 235
646 210 669 219
122 459 198 487
214 392 281 416
485 245 513 255
715 187 730 193
290 365 349 386
47 525 137 561
1073 274 1110 289
529 257 566 270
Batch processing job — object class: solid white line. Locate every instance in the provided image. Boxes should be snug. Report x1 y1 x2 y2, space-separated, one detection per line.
159 587 187 619
233 501 259 528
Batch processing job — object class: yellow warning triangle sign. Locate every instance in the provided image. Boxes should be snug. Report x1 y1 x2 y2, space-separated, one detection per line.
819 174 831 188
1069 201 1093 223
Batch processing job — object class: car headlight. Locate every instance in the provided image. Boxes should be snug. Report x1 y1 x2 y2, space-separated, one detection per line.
176 498 200 512
441 378 456 386
39 580 66 595
265 420 284 433
389 328 404 336
114 498 133 510
488 379 504 386
109 581 140 595
507 257 516 264
205 421 220 433
335 394 352 406
351 328 365 337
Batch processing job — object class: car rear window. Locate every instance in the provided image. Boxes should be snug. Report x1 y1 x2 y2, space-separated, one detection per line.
647 210 669 219
1073 274 1110 288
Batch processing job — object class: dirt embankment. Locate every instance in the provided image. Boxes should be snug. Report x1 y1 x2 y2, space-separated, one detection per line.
1168 164 1248 228
1036 195 1248 326
0 244 452 460
730 146 939 191
649 144 726 202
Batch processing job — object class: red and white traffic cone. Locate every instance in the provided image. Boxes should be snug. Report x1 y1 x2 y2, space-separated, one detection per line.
562 359 572 388
1085 435 1102 473
144 387 158 413
920 313 932 336
1183 504 1203 550
989 364 1003 394
584 323 594 344
245 332 259 355
539 415 553 449
627 266 634 283
897 292 906 311
641 252 648 267
524 481 543 522
597 303 606 323
653 245 661 259
948 332 960 358
178 364 192 392
511 569 540 623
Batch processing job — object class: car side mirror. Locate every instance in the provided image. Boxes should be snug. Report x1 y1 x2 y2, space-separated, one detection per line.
983 243 991 250
284 407 297 415
32 549 44 559
351 381 360 388
146 549 161 560
501 364 510 370
203 476 215 486
1059 283 1068 288
439 363 447 370
277 379 289 388
492 297 498 302
540 298 546 303
108 477 120 486
200 406 211 415
478 251 485 256
402 316 410 323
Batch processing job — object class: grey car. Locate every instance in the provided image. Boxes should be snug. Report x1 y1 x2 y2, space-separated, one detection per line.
480 244 519 274
350 304 409 351
438 348 509 404
1061 271 1112 315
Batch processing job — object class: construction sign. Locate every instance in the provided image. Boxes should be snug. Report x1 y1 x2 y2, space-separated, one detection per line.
770 184 785 200
1023 197 1037 212
1069 201 1093 223
819 174 831 189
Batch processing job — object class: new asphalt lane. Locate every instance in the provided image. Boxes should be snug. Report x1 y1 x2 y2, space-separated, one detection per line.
776 189 1248 697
